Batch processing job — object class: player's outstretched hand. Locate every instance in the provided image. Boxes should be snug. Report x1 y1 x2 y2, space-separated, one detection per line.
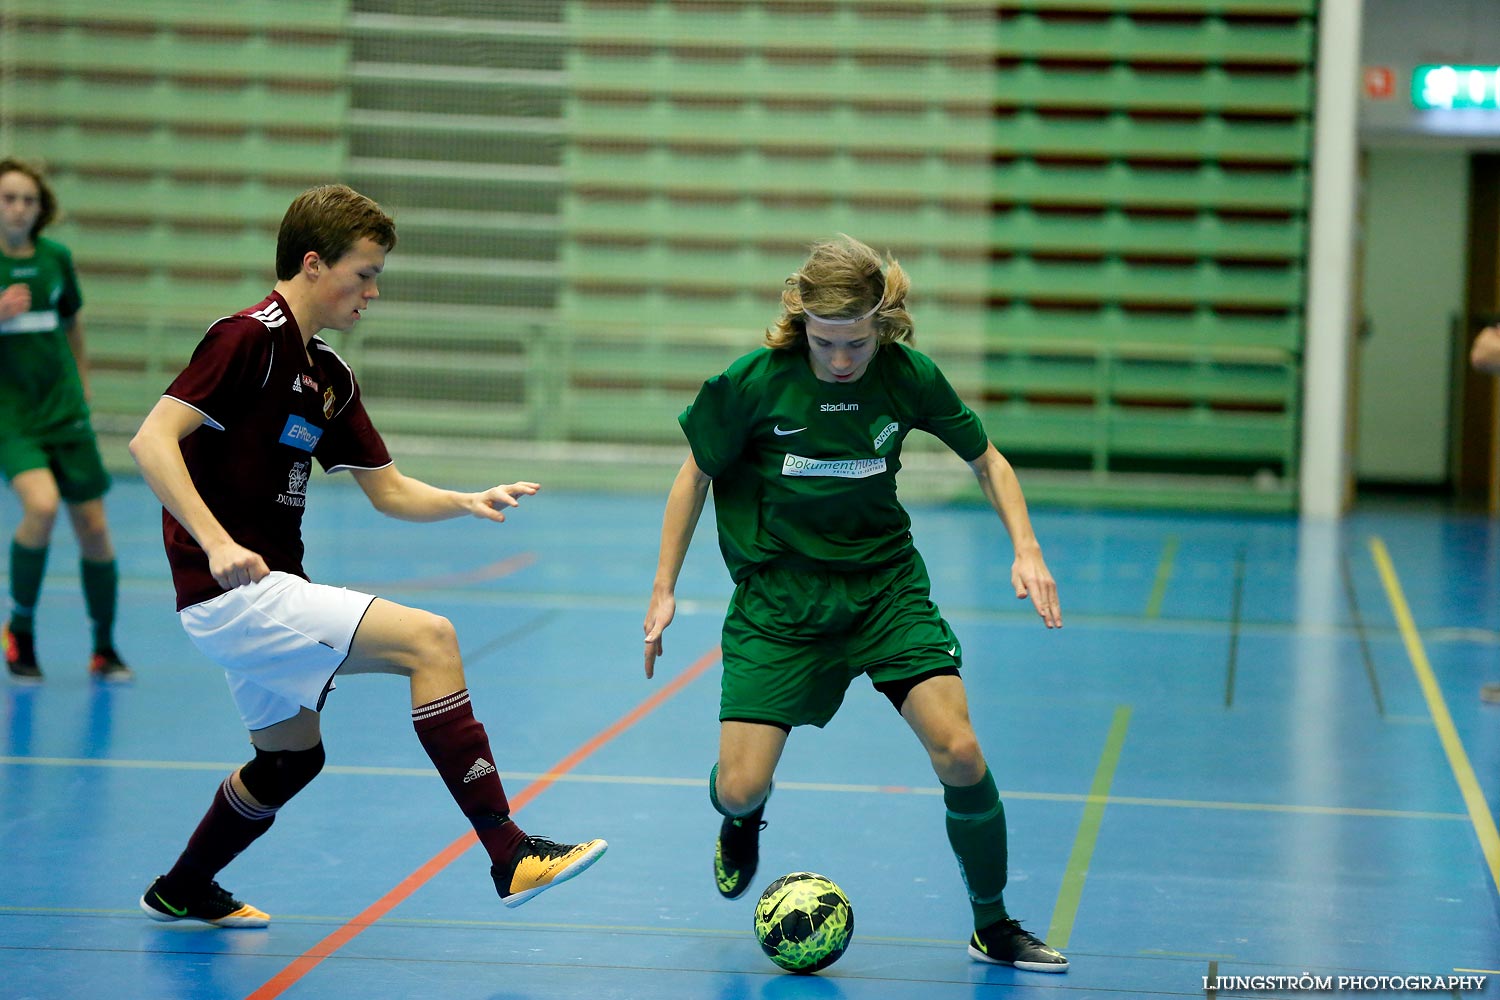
1013 546 1062 629
207 541 270 590
469 481 540 522
643 592 676 679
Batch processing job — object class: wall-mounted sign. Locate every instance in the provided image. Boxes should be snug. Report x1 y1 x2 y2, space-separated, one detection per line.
1364 66 1394 100
1412 64 1500 110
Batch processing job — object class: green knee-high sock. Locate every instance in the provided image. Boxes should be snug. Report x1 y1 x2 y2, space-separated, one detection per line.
943 766 1009 929
9 540 48 634
80 558 118 652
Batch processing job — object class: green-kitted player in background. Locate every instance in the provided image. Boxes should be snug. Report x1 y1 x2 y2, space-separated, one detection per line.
642 235 1068 972
0 157 131 683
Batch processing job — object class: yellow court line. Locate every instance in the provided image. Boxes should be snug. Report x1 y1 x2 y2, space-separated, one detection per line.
1049 704 1132 950
1145 534 1180 619
0 756 1468 821
1369 536 1500 898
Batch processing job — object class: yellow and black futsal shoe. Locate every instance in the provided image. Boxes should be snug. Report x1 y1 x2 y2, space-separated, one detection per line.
968 917 1069 972
139 876 270 928
493 835 608 907
714 803 768 900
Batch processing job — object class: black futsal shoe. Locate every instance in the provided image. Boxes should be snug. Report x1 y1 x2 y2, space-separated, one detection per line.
968 917 1069 972
3 625 41 684
139 875 270 928
714 796 770 900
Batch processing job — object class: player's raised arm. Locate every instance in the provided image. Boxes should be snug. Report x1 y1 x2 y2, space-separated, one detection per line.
966 441 1061 629
644 453 712 678
350 464 538 523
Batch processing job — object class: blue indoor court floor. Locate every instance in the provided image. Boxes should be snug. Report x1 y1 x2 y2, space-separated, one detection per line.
2 477 1498 1000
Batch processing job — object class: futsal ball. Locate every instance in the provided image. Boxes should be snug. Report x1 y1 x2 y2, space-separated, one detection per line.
753 872 854 974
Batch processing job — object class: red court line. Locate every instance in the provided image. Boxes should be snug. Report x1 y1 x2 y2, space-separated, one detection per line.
352 551 538 591
245 646 722 1000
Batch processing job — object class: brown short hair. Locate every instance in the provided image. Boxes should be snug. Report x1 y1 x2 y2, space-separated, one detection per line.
0 157 59 240
766 235 914 350
275 184 396 280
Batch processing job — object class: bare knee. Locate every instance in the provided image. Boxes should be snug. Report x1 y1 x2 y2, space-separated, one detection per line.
404 612 461 676
715 762 772 816
17 495 59 542
68 502 113 560
928 731 985 786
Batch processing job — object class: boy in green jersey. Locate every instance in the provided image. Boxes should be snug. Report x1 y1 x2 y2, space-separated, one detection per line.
643 236 1068 972
0 158 130 683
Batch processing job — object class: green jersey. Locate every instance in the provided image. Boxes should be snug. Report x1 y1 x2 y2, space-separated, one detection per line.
0 237 89 441
680 342 989 581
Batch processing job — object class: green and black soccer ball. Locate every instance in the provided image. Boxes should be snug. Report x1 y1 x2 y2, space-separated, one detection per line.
752 872 854 973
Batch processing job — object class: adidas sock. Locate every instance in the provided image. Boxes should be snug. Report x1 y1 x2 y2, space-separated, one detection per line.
80 558 119 652
165 774 276 887
8 540 48 635
943 766 1010 929
412 689 526 865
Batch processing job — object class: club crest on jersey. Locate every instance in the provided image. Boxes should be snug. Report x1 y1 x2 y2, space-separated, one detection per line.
871 416 900 455
279 415 323 453
322 387 336 419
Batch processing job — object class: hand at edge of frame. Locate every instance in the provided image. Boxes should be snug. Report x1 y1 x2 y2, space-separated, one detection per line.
1013 554 1063 629
643 593 676 680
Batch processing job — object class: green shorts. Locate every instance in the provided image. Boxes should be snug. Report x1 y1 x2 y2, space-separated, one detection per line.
0 432 111 503
720 549 962 729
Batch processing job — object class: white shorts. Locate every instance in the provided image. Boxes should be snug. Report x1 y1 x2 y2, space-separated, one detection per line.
180 571 377 731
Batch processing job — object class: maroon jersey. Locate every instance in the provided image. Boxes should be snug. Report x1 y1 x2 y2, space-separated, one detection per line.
161 292 392 609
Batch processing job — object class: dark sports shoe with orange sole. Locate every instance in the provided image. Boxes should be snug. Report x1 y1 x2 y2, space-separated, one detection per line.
89 647 134 683
3 625 41 684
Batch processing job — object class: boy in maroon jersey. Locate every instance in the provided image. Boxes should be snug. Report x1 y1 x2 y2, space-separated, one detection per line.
128 184 605 927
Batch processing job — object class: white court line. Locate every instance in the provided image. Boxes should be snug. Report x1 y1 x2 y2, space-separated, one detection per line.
0 756 1467 821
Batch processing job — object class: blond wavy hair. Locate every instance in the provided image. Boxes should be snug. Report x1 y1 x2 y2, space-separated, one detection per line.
766 235 914 350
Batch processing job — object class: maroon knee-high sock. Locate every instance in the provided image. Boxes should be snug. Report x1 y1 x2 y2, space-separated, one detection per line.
165 774 276 887
412 689 527 865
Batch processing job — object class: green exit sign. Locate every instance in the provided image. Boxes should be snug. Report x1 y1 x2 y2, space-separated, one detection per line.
1412 64 1500 110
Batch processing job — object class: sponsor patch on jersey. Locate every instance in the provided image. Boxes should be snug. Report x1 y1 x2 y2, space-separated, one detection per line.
0 308 61 335
279 415 323 452
781 454 886 479
278 460 310 508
